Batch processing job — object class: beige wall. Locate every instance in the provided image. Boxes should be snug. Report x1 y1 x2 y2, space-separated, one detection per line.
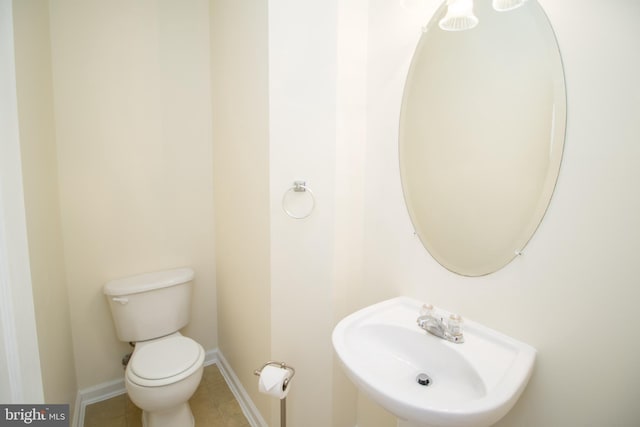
48 0 217 388
269 0 342 425
12 0 77 407
210 0 272 422
356 0 640 426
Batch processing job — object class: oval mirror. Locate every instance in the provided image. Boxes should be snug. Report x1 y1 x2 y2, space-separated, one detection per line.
399 0 566 276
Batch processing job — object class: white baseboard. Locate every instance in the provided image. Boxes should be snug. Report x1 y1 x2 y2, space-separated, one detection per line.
73 377 125 427
214 350 268 427
73 348 266 427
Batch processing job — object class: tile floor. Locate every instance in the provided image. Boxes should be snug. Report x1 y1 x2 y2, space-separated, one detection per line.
84 364 250 426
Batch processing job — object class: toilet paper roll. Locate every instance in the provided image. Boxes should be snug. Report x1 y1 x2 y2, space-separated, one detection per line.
258 365 291 399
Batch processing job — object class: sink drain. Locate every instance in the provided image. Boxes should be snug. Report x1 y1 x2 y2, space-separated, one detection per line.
416 373 432 387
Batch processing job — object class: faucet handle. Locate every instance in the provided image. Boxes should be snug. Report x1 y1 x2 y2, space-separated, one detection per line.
448 314 463 336
420 303 434 316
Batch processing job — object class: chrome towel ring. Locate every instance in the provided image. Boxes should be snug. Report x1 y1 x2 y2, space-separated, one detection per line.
282 181 315 219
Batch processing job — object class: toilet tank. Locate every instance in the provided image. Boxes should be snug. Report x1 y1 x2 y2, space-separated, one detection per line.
104 268 195 342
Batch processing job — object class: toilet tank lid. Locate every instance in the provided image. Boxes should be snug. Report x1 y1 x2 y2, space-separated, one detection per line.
103 268 194 296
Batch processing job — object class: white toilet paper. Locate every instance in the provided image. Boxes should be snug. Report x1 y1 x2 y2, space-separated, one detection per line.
258 365 291 399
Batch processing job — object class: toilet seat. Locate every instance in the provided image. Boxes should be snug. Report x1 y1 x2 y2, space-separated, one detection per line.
127 336 204 387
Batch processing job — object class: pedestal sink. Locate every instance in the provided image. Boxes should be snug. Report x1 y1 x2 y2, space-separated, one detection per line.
332 297 536 427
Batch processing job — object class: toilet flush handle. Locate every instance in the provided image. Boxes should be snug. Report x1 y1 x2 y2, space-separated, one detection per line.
112 297 128 305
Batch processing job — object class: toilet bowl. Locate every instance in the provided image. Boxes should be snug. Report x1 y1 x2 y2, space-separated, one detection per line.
126 334 205 427
104 268 205 427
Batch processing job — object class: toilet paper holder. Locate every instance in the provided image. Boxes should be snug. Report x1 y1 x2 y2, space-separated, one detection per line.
254 361 296 427
253 360 296 391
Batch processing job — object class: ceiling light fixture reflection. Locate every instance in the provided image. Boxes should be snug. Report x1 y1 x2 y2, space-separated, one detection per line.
439 0 479 32
492 0 529 12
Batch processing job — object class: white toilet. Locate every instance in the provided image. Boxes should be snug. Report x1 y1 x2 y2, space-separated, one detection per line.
104 267 205 427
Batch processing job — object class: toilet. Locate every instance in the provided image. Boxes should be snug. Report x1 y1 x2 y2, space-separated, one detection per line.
104 267 205 427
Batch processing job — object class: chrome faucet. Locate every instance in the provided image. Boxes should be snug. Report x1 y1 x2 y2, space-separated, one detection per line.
416 304 464 344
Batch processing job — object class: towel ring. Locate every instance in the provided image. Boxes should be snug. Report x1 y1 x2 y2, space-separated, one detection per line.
282 181 315 219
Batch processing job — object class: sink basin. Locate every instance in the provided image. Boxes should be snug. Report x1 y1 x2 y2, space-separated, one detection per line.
332 297 536 427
